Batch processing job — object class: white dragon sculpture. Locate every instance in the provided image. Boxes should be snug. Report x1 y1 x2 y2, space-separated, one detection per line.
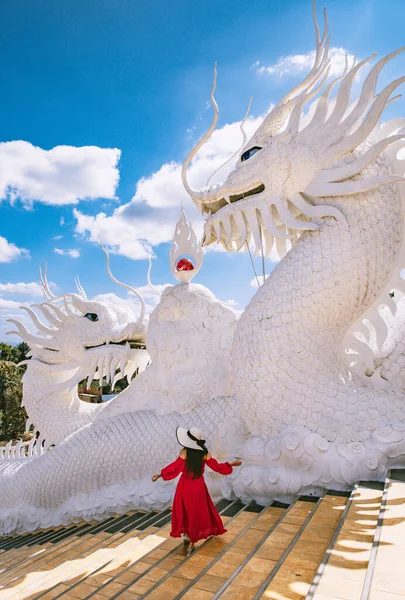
2 0 405 534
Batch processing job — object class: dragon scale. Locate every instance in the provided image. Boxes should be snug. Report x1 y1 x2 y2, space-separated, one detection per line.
233 168 405 444
22 365 105 445
0 401 238 533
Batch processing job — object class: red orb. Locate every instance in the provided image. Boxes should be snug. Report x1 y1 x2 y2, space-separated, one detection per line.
176 258 195 272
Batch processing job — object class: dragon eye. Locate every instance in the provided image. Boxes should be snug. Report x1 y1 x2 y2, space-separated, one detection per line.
241 146 262 162
84 313 99 322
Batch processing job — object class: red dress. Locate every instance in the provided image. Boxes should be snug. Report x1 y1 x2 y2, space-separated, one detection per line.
160 456 233 543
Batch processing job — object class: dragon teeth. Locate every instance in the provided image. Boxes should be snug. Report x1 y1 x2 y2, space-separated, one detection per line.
110 356 120 386
202 221 212 246
87 358 98 388
275 237 288 260
259 207 286 238
232 211 248 250
243 208 263 255
207 201 304 256
98 356 105 387
222 215 233 246
212 219 222 242
120 356 127 379
261 227 274 260
112 369 122 390
105 355 112 384
125 362 137 384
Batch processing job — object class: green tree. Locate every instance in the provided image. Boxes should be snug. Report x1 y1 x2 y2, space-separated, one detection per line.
0 342 28 364
16 342 30 363
0 361 27 441
0 343 15 362
0 342 31 365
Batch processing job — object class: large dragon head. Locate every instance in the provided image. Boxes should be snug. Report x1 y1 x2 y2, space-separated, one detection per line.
182 1 405 259
7 249 149 391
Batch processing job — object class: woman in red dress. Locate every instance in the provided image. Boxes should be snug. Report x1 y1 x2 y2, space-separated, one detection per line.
152 426 242 554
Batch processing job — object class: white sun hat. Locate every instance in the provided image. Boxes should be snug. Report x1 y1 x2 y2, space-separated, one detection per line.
176 426 207 452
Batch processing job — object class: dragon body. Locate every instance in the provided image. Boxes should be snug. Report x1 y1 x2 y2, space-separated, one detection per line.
2 1 405 535
0 268 239 534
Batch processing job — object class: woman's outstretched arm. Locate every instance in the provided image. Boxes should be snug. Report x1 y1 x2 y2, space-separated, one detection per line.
206 455 242 475
152 454 185 482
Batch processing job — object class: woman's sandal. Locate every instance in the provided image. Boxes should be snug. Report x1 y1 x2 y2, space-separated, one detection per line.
186 543 195 556
182 534 190 544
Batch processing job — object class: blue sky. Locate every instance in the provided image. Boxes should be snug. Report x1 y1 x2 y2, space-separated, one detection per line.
1 0 405 340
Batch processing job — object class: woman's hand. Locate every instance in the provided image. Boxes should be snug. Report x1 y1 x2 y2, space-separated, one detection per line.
151 474 161 482
231 460 242 467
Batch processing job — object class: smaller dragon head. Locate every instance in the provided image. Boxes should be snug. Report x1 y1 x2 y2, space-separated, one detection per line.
7 251 149 391
182 1 405 260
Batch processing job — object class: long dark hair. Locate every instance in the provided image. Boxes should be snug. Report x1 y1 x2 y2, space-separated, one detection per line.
185 447 208 478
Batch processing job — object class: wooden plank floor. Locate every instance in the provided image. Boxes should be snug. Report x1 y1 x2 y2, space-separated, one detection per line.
1 478 405 600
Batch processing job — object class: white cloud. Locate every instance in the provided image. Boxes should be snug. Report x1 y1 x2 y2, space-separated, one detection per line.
0 282 44 296
53 235 63 240
0 236 29 263
256 47 356 79
94 284 171 321
135 283 172 305
0 298 25 310
54 248 81 258
93 292 146 321
250 275 269 288
0 298 32 342
0 141 120 207
224 299 238 307
74 116 264 260
60 217 65 226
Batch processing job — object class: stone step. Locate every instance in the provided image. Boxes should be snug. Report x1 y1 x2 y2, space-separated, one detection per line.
0 500 233 600
0 526 66 552
364 470 405 600
159 500 290 600
32 500 235 600
0 524 99 575
113 493 346 600
252 492 349 600
0 511 169 599
2 480 404 600
101 500 286 600
0 515 131 576
206 496 332 600
53 499 248 600
306 482 385 600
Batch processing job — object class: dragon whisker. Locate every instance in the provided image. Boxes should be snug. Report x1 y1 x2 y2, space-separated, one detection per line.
100 244 146 327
